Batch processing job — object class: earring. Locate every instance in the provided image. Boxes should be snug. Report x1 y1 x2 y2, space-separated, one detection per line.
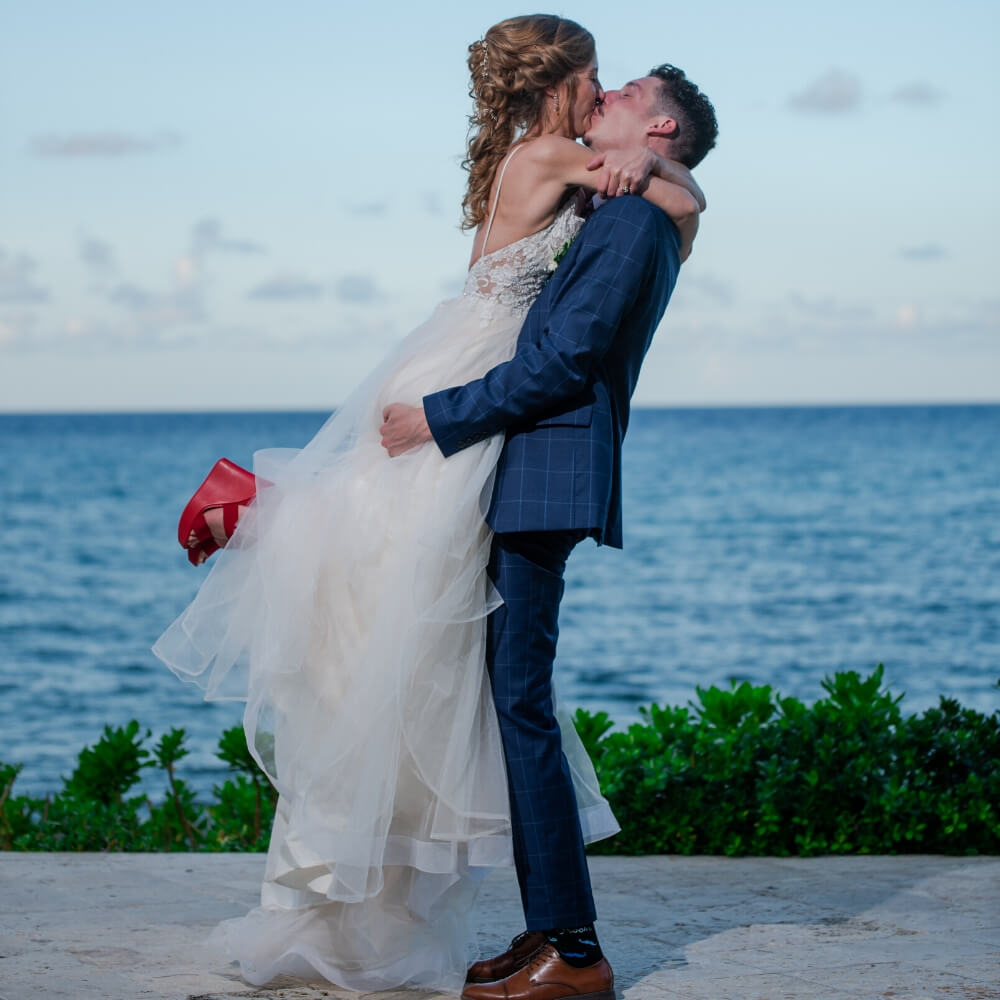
554 93 560 115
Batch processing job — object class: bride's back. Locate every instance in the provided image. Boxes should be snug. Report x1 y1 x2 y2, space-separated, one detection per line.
470 137 583 266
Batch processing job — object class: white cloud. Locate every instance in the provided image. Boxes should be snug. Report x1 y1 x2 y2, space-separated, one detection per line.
0 250 50 304
348 201 389 217
789 293 873 323
894 303 919 329
890 82 946 106
79 236 115 274
64 316 87 338
78 236 118 293
102 267 206 341
191 217 266 256
0 321 17 346
30 131 181 157
0 311 39 348
248 275 325 301
423 192 444 217
335 274 385 304
174 256 197 286
110 283 155 310
789 70 862 114
676 272 736 307
899 244 947 261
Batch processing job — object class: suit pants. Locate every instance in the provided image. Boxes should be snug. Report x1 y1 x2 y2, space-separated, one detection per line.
486 529 596 930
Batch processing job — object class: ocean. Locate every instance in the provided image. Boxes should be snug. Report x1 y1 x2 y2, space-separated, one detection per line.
1 405 997 796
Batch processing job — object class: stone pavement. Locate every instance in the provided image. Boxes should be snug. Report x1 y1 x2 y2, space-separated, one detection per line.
1 853 997 1000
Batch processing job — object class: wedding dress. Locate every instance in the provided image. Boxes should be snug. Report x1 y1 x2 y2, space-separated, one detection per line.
153 166 618 992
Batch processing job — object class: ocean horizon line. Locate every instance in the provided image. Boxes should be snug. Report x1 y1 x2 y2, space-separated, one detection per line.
2 399 999 419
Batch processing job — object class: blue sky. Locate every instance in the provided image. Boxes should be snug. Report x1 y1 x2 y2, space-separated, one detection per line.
1 0 997 411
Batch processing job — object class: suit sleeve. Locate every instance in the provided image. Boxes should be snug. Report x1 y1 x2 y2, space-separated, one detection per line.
423 198 671 457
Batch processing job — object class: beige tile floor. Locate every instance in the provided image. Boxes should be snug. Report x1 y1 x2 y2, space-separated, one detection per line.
1 853 997 1000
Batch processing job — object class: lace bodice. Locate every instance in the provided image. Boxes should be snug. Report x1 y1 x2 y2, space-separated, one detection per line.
463 201 585 319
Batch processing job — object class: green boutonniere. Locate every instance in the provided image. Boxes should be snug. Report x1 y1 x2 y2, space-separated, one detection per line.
550 240 573 271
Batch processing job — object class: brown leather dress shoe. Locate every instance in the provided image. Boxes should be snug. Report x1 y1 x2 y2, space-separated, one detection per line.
466 930 547 983
462 943 614 1000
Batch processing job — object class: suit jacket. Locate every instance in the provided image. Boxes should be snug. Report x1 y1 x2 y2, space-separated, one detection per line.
423 195 681 549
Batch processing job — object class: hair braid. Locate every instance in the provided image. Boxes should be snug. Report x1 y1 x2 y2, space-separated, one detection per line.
461 15 595 231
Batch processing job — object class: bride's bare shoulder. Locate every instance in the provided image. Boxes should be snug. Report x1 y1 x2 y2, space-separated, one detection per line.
510 135 593 191
518 134 587 166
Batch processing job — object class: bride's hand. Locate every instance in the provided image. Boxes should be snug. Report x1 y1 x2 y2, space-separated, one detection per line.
587 149 706 210
586 147 659 199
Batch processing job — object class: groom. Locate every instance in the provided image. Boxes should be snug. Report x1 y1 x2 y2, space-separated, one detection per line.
382 65 717 1000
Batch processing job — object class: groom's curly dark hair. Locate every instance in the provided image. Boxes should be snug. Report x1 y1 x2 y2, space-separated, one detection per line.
648 64 718 168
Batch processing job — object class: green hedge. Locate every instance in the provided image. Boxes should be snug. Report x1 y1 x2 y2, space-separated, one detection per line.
0 721 276 852
2 667 997 854
579 666 999 856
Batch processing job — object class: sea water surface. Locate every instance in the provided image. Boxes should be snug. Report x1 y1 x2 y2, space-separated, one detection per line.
1 405 998 796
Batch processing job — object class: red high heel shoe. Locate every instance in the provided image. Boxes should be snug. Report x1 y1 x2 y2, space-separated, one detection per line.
177 458 257 566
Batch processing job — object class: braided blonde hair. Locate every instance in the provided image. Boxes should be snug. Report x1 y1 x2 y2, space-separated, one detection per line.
461 15 595 230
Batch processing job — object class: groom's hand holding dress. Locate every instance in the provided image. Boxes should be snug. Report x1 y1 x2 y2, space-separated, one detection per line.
380 403 431 456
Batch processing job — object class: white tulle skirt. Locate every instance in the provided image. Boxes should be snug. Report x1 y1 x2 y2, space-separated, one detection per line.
153 291 619 992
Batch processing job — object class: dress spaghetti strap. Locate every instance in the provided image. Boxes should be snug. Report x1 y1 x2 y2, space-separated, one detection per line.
479 144 527 259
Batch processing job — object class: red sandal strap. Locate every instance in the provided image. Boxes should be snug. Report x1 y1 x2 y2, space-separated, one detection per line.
222 502 241 538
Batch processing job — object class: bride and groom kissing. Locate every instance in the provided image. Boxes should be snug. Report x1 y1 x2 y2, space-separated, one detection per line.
378 61 716 1000
158 15 716 999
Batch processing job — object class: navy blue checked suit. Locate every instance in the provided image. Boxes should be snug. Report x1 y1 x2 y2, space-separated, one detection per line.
424 195 681 929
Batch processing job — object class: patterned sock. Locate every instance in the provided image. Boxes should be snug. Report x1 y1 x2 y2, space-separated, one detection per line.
544 925 603 968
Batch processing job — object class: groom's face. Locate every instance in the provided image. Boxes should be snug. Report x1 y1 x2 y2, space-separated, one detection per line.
583 76 663 152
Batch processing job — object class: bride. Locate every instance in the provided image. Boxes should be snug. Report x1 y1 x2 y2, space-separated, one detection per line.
154 13 701 993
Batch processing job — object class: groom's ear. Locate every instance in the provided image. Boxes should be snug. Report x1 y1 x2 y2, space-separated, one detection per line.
646 117 678 140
